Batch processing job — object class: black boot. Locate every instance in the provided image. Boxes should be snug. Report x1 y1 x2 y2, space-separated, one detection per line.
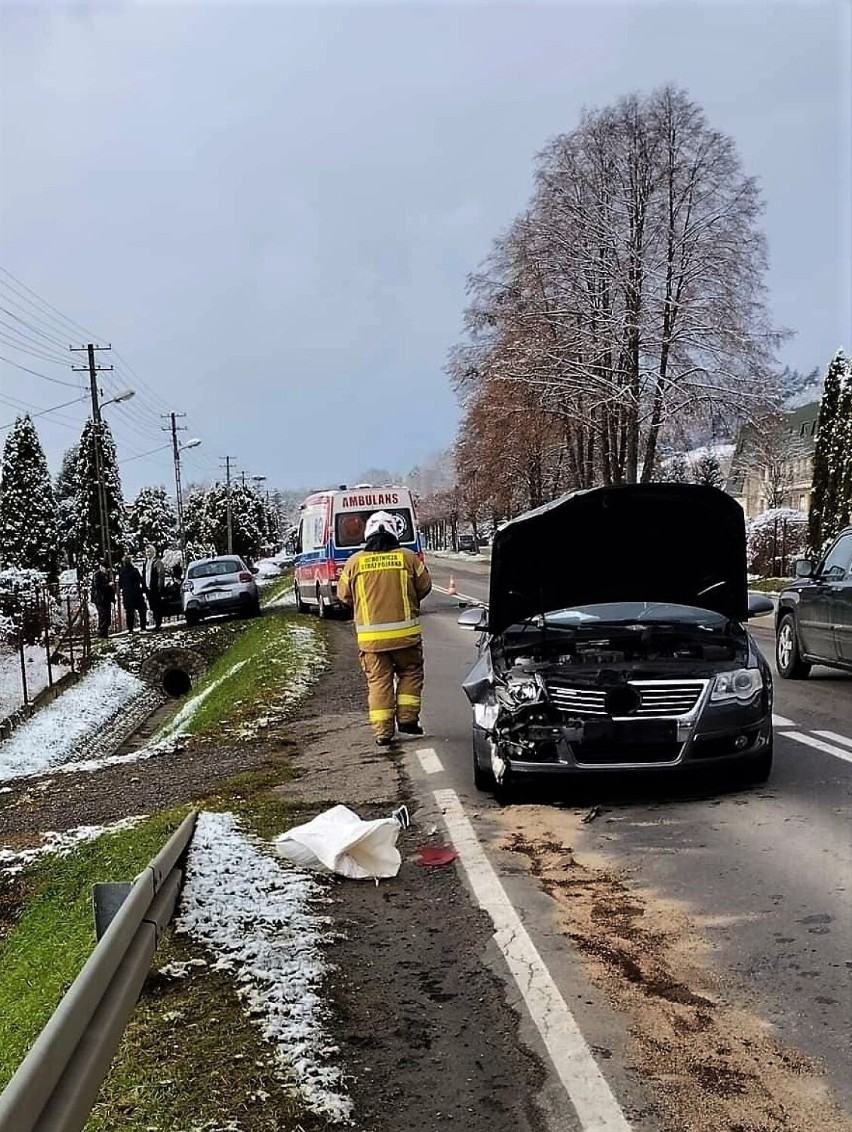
397 721 424 736
375 735 395 747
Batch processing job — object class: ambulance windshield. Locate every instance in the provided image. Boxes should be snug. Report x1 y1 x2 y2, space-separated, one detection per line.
335 508 415 548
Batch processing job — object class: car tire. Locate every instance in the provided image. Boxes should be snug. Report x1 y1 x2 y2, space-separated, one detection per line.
249 597 261 618
317 586 328 619
739 743 773 786
473 746 495 792
185 609 200 628
294 583 308 614
776 614 811 679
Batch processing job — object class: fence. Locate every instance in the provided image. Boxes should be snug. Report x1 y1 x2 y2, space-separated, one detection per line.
0 579 93 727
0 811 198 1132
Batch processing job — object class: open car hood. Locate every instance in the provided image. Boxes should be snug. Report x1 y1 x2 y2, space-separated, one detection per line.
488 484 748 636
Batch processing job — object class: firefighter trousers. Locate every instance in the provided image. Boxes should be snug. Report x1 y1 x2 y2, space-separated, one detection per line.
359 642 424 739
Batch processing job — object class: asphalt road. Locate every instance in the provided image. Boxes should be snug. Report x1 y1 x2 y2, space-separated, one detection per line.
417 555 852 1129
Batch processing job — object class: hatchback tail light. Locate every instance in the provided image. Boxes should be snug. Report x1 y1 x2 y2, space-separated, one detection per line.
238 571 253 583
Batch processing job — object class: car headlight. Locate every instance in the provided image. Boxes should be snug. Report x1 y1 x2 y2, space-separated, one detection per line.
711 668 763 702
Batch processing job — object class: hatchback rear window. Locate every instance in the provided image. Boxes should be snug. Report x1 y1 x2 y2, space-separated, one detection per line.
188 559 244 579
335 508 415 548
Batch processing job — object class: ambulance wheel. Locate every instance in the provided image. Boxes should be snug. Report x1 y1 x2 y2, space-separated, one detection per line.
294 583 308 614
317 586 329 619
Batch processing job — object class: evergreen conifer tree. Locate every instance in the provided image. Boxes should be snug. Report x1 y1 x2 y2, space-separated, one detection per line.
0 415 60 576
126 486 177 552
74 418 126 569
808 350 849 554
55 444 80 567
692 452 725 489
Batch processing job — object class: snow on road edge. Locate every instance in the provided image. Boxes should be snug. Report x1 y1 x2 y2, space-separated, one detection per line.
0 661 146 783
175 811 353 1123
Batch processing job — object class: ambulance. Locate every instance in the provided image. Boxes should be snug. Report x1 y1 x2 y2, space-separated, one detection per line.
294 484 424 616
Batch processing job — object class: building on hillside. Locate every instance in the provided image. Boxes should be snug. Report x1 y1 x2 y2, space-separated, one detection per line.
727 402 819 519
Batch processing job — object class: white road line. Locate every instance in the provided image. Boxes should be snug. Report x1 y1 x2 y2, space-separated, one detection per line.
433 787 632 1132
416 748 444 775
783 731 852 765
433 584 484 605
772 713 797 728
812 730 852 751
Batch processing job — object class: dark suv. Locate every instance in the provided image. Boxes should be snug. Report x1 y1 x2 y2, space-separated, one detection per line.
775 526 852 678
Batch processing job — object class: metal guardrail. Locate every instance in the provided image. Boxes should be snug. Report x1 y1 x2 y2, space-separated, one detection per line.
0 810 198 1132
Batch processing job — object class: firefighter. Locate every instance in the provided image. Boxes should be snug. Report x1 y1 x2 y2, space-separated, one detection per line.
338 510 432 746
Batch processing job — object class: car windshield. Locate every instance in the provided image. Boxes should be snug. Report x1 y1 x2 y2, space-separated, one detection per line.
541 601 729 630
335 508 415 548
188 559 243 579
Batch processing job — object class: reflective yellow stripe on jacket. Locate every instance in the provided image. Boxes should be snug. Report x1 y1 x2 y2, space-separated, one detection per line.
338 548 431 652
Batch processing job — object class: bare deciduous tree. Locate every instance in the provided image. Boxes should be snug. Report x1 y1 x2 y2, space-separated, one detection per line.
448 85 787 497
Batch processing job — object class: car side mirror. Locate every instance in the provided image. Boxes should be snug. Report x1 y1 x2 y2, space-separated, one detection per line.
251 567 259 575
746 593 774 619
794 559 814 579
458 605 489 632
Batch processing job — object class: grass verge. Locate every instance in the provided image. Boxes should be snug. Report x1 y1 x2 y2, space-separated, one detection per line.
0 810 188 1090
156 606 326 744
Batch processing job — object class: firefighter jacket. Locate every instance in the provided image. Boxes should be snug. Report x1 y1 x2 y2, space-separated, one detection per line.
338 547 432 652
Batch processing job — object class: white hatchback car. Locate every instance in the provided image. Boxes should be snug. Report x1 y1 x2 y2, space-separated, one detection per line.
182 556 260 626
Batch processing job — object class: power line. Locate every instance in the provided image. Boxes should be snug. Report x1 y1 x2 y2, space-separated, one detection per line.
0 333 73 367
0 353 82 388
0 303 73 351
0 266 101 341
0 394 88 432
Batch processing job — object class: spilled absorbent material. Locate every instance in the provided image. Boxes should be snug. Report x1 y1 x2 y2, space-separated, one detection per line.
274 804 409 881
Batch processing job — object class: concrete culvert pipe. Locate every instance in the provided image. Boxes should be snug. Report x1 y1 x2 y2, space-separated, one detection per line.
140 646 208 698
162 667 193 698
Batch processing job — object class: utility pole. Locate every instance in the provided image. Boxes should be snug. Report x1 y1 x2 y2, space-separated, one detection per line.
71 343 113 569
221 456 235 554
164 412 187 559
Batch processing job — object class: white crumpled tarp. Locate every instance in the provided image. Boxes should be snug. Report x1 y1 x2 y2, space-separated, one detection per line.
273 804 409 880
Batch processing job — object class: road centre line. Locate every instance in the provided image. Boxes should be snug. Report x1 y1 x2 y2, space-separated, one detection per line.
416 748 444 775
432 584 484 605
433 787 632 1132
812 730 852 750
782 731 852 765
772 714 796 728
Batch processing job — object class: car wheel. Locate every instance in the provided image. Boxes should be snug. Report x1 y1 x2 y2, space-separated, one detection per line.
294 583 308 614
316 585 327 619
776 614 811 679
472 744 495 792
739 743 773 786
185 609 200 628
248 597 261 618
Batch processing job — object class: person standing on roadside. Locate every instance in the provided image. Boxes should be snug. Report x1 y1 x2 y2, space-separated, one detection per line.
337 511 432 746
146 546 166 629
90 561 115 639
118 553 148 632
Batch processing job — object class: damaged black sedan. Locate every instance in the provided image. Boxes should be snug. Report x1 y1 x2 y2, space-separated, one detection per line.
459 484 775 798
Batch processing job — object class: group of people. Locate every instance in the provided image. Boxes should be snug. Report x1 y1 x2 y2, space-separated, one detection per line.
90 547 178 639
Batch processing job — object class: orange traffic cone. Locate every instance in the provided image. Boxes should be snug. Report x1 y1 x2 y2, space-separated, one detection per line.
447 574 458 597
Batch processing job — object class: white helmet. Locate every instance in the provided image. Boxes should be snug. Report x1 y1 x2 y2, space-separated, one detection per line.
364 510 404 541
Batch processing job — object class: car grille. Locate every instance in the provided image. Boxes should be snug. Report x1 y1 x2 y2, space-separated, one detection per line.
573 742 684 766
546 679 707 718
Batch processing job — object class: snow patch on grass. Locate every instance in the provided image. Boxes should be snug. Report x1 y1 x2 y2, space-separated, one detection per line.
0 815 145 876
176 811 352 1124
0 661 145 783
156 660 249 742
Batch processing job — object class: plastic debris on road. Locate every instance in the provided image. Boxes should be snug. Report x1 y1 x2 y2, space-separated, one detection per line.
417 844 459 867
273 803 408 880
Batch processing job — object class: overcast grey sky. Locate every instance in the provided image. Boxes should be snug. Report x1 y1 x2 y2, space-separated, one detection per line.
1 1 850 497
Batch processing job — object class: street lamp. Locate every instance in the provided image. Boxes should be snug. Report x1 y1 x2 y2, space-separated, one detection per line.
174 436 202 562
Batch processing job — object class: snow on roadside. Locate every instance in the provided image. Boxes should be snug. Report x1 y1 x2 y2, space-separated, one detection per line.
1 645 71 720
0 815 145 877
176 811 353 1123
0 661 145 783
